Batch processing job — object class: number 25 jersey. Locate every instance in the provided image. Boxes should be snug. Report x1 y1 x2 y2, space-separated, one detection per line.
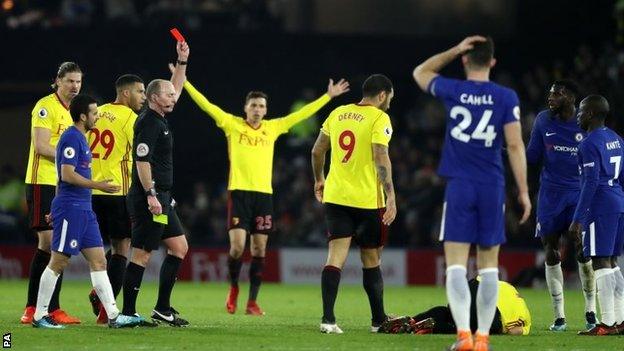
88 103 137 196
429 76 521 186
321 104 393 209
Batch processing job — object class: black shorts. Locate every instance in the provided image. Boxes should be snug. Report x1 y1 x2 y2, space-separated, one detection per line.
127 191 185 252
227 190 274 234
25 184 55 231
324 203 388 248
92 195 131 240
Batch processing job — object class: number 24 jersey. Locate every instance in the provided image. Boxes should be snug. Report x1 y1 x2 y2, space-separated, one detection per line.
321 103 392 209
429 76 521 186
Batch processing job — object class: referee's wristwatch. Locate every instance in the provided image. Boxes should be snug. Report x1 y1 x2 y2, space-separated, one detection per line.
145 188 157 197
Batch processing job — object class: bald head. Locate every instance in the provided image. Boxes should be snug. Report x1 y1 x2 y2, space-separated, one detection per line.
580 94 609 119
146 79 177 115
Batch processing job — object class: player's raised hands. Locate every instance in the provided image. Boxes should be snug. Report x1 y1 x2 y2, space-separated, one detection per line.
96 179 121 194
455 35 487 55
517 191 531 224
176 41 190 61
327 79 350 98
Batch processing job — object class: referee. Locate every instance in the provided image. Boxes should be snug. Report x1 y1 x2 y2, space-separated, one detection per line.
120 41 190 327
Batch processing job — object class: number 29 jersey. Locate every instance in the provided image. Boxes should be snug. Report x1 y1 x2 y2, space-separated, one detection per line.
321 103 393 209
88 103 137 196
429 76 521 186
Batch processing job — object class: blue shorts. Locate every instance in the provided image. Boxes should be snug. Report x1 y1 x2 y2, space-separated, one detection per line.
535 188 579 238
582 213 624 257
51 205 103 256
439 179 506 246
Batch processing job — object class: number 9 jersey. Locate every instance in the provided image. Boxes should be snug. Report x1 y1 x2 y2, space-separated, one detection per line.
88 103 137 195
321 103 393 209
429 76 520 186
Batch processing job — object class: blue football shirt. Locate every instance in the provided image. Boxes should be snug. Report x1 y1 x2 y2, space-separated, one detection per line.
54 125 92 209
572 127 624 223
526 109 585 190
428 76 520 185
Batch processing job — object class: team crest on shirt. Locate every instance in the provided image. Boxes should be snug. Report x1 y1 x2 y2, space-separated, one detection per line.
575 133 583 142
70 240 78 249
232 217 240 226
513 106 521 120
38 108 48 118
63 147 75 159
384 126 393 137
136 143 149 157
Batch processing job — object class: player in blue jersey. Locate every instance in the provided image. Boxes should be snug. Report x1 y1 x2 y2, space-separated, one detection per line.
413 36 531 351
527 81 597 331
569 95 624 336
31 95 141 329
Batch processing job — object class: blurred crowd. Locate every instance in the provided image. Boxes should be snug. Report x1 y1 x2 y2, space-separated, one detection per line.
1 0 283 31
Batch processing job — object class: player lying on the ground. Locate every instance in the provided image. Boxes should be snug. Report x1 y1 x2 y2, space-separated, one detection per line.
377 279 531 336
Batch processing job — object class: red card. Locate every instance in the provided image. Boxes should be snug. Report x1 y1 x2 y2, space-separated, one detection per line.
170 28 185 42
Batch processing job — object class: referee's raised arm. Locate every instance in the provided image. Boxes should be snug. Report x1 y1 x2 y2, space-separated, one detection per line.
170 41 190 102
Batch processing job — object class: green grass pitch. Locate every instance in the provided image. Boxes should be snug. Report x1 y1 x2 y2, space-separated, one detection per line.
0 280 622 350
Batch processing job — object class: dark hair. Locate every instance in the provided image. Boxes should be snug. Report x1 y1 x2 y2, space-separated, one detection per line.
69 94 97 122
582 94 610 120
115 74 144 91
245 91 268 104
465 37 494 68
51 62 82 90
362 74 393 97
553 79 580 98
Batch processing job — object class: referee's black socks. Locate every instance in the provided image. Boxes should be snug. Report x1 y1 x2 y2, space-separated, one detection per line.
363 265 386 325
248 256 265 301
122 262 145 315
321 265 341 324
155 255 183 312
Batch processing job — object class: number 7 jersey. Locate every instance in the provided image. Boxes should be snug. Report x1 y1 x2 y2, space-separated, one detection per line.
321 103 393 209
88 103 137 195
429 76 521 185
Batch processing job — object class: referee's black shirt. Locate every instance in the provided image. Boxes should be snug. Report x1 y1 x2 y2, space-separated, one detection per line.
130 108 174 193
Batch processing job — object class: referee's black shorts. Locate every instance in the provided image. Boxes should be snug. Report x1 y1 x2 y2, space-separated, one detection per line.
25 184 55 231
92 195 131 240
324 202 388 248
127 191 185 252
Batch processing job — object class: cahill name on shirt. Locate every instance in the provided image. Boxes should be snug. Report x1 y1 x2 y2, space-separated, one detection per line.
459 94 494 105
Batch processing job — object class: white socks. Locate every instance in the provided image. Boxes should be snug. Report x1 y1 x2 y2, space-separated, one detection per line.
578 260 596 314
476 268 499 335
90 270 119 320
545 262 565 319
446 265 471 332
595 268 616 326
34 266 60 321
612 266 624 324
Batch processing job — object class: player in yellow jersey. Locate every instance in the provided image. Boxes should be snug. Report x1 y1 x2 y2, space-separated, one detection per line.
87 74 146 324
182 76 349 315
311 74 396 334
378 279 532 336
21 62 82 325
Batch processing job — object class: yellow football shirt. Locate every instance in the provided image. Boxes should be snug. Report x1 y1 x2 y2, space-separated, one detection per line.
184 80 331 194
88 103 137 195
25 93 73 185
321 104 393 209
497 281 532 335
